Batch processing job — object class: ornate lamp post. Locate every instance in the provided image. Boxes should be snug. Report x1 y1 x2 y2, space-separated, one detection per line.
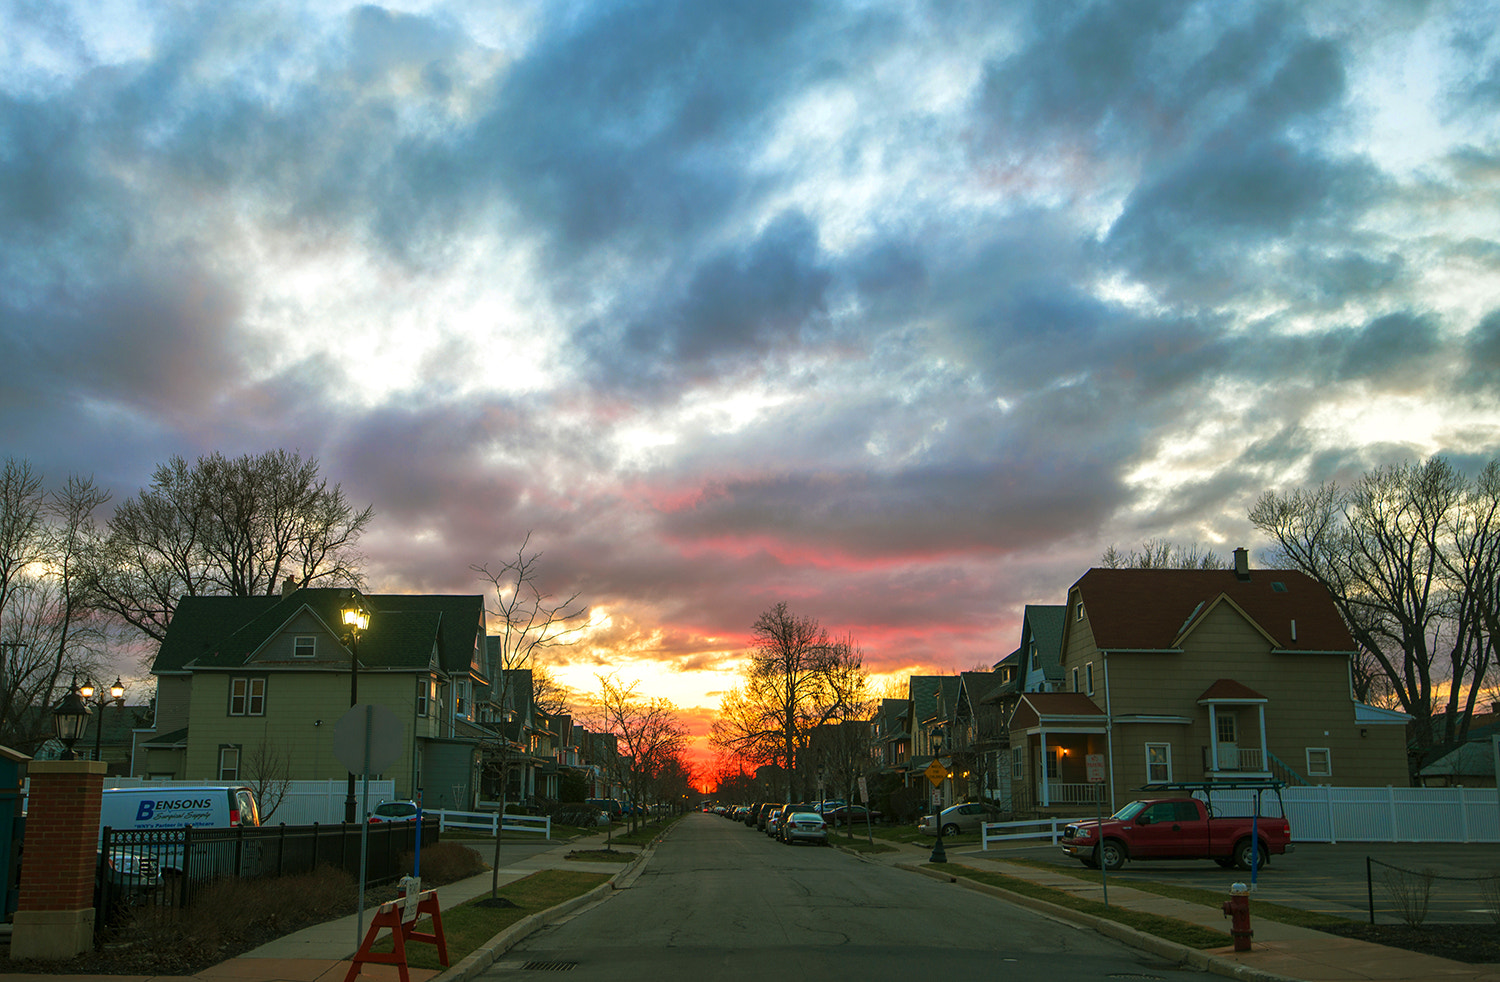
341 591 371 823
80 677 126 767
51 678 91 760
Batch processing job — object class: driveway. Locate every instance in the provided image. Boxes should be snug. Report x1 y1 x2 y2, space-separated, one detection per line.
965 841 1500 924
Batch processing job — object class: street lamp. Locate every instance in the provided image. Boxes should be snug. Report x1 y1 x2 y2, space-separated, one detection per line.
80 676 127 768
51 677 91 760
341 590 371 823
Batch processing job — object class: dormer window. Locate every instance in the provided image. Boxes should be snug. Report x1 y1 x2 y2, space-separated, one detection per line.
294 636 315 658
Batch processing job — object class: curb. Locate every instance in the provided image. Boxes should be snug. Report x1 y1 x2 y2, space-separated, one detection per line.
432 830 664 982
896 862 1302 982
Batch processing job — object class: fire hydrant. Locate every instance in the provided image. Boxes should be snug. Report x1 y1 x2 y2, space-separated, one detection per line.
1221 881 1252 951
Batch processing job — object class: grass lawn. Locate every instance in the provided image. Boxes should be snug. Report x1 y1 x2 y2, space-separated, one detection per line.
566 848 636 862
1000 858 1351 930
370 869 611 970
830 833 898 855
932 863 1232 949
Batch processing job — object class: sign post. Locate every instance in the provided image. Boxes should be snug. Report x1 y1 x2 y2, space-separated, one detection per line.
1086 753 1108 907
335 703 405 949
925 759 949 864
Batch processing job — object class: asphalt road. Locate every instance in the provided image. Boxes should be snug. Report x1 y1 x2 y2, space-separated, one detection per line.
989 840 1500 924
477 812 1202 982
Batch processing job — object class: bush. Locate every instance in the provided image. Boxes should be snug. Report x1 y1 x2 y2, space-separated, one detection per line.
407 841 487 883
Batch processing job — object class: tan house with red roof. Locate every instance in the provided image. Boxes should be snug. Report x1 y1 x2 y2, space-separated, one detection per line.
1007 549 1410 813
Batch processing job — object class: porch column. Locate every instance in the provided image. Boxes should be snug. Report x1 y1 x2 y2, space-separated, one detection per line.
1039 732 1050 807
1258 705 1269 771
1207 705 1220 774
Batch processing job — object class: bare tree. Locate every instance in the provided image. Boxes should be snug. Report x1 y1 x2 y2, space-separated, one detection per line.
1250 458 1496 756
711 604 867 800
531 664 574 717
244 735 293 822
87 450 373 644
593 674 686 831
472 534 586 896
1100 538 1228 569
0 462 112 753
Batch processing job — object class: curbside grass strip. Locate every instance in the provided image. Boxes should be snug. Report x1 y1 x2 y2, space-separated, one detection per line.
434 832 660 982
896 863 1303 982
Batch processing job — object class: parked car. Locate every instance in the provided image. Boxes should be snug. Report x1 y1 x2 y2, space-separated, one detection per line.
369 800 420 823
781 811 830 846
918 801 1003 837
1060 796 1293 871
773 803 818 842
587 798 624 819
756 803 783 832
826 804 881 827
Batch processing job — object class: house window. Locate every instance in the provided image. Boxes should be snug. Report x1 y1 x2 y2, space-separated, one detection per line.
1146 743 1172 783
219 746 240 780
1217 713 1237 744
1076 600 1085 620
1011 746 1024 780
1307 747 1332 777
1085 662 1095 696
1029 642 1039 672
294 636 315 658
1071 668 1079 692
229 678 265 716
416 678 430 717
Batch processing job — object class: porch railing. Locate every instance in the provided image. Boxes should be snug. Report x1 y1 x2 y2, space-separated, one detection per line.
1200 746 1266 772
1040 783 1102 805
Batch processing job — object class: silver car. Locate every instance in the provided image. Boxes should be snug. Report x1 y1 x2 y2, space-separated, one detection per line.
919 801 1002 837
781 811 829 846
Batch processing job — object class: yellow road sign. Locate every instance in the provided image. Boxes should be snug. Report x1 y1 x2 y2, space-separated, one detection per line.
924 759 948 787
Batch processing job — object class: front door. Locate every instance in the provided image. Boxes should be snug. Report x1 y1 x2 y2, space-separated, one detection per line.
1216 713 1239 770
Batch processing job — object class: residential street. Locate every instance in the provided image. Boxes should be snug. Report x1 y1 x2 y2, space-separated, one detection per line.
478 812 1200 981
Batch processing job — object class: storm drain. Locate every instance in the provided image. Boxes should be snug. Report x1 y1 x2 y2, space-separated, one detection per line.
521 961 578 972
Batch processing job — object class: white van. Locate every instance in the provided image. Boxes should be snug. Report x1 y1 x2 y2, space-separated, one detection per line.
100 785 261 834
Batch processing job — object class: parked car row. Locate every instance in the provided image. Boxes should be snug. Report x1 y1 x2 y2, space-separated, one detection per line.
714 800 832 846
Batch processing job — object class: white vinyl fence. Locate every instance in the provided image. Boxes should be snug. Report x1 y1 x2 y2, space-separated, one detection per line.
1206 785 1500 844
431 809 551 838
977 786 1500 848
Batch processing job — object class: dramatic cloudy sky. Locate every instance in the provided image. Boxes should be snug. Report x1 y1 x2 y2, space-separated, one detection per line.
4 0 1499 770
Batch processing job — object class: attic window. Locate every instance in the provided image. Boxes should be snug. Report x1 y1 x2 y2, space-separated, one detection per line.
294 636 315 658
1075 601 1085 621
1271 582 1288 593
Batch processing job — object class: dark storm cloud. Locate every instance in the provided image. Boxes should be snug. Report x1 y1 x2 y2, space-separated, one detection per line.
576 210 832 390
1337 311 1441 383
1462 310 1500 391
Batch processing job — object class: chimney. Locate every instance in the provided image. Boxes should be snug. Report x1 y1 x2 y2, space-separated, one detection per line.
1233 547 1250 581
281 577 298 596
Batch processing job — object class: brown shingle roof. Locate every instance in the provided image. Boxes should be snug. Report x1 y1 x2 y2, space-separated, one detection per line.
1072 567 1354 653
1198 679 1268 702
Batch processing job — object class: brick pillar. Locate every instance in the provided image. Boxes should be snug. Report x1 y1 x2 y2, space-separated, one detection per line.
11 760 106 960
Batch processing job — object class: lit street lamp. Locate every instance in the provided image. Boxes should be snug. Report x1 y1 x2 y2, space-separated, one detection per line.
342 591 371 823
80 676 127 768
51 677 91 761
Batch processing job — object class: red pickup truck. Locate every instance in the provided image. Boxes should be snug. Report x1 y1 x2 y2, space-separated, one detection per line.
1060 796 1292 871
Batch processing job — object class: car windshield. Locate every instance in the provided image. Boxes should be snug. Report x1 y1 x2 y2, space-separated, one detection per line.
791 813 821 821
374 803 414 817
1111 801 1147 821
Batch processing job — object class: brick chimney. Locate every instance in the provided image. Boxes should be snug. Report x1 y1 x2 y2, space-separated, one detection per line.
1233 547 1250 581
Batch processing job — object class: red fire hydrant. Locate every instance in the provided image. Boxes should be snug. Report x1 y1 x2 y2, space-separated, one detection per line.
1221 881 1252 951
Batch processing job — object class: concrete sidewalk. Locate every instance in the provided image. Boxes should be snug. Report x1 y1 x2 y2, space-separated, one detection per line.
870 835 1500 982
2 828 648 982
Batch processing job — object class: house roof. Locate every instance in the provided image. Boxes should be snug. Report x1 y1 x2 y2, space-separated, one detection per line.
1024 604 1067 677
1419 740 1498 777
152 589 486 676
1198 679 1268 702
1009 692 1107 730
1071 567 1354 653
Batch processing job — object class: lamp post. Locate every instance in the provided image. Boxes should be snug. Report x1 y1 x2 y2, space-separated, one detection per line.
342 591 371 824
51 677 91 760
80 676 126 768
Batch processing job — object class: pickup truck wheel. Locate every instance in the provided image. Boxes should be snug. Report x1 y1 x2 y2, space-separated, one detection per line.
1233 839 1268 871
1096 840 1127 871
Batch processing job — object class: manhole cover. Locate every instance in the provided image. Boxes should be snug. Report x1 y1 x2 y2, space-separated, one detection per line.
522 961 578 971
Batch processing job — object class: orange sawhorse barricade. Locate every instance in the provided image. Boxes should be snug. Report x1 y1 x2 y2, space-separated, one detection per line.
344 888 449 982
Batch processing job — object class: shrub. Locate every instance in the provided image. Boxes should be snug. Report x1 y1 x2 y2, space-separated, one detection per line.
1381 866 1435 927
406 841 486 883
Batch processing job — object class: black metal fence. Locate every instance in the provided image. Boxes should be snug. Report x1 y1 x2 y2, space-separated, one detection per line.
96 817 438 937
